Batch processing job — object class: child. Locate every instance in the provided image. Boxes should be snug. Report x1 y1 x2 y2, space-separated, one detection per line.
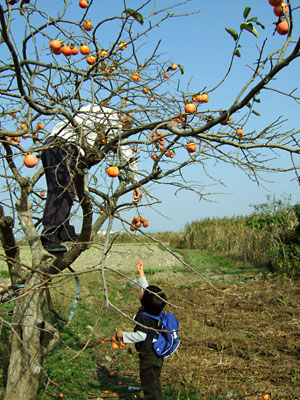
116 260 167 400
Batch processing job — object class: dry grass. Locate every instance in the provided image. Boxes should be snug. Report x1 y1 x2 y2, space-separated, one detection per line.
2 242 300 399
63 271 300 399
163 280 300 399
51 244 300 400
182 213 298 269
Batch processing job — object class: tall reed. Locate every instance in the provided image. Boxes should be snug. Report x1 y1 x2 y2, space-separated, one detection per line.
182 210 298 268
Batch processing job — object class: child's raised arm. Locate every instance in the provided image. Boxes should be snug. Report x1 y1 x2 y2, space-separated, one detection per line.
136 260 144 278
136 260 148 290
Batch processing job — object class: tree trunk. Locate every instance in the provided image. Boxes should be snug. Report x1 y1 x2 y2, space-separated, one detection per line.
4 273 58 400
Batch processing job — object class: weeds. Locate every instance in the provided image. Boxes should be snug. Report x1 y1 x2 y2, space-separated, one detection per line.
183 196 300 277
2 196 300 398
1 245 300 399
0 270 9 279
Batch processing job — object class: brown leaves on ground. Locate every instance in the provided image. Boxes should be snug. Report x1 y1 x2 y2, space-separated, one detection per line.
163 280 300 399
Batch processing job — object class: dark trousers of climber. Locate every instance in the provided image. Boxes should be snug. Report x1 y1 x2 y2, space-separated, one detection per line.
41 136 77 243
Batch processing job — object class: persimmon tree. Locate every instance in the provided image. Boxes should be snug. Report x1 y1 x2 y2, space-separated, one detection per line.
0 0 299 399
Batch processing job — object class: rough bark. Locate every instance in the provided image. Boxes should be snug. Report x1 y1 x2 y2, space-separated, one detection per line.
4 273 59 400
2 196 60 400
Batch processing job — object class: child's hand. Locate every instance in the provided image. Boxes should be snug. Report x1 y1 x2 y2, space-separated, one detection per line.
115 328 123 339
136 260 144 277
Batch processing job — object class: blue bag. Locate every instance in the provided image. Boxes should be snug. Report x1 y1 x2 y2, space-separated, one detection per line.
142 311 180 357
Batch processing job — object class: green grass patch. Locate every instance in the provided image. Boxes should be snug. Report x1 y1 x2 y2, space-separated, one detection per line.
162 386 216 400
171 265 190 274
175 248 263 283
2 242 281 400
144 267 164 275
35 255 211 399
0 270 10 279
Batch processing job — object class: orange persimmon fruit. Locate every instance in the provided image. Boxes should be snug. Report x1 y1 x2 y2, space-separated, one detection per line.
49 39 62 53
79 0 88 8
24 154 38 168
83 19 93 31
184 103 197 113
80 44 90 55
269 0 282 6
61 45 72 56
186 142 197 153
273 2 288 16
276 19 289 35
86 55 96 65
107 165 120 177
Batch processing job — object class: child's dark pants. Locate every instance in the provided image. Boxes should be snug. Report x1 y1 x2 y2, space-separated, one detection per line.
139 350 164 400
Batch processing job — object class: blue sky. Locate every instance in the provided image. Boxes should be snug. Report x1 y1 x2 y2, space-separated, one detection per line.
3 0 300 234
119 0 300 232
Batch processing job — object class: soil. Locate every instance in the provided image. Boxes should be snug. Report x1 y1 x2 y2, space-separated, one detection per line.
166 280 300 400
2 243 300 399
73 244 300 400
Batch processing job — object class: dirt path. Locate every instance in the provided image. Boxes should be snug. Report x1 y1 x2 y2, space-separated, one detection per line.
166 280 300 399
73 242 183 272
71 244 300 399
2 244 300 398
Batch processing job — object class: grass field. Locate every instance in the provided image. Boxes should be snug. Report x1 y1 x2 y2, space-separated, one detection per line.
1 243 300 400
